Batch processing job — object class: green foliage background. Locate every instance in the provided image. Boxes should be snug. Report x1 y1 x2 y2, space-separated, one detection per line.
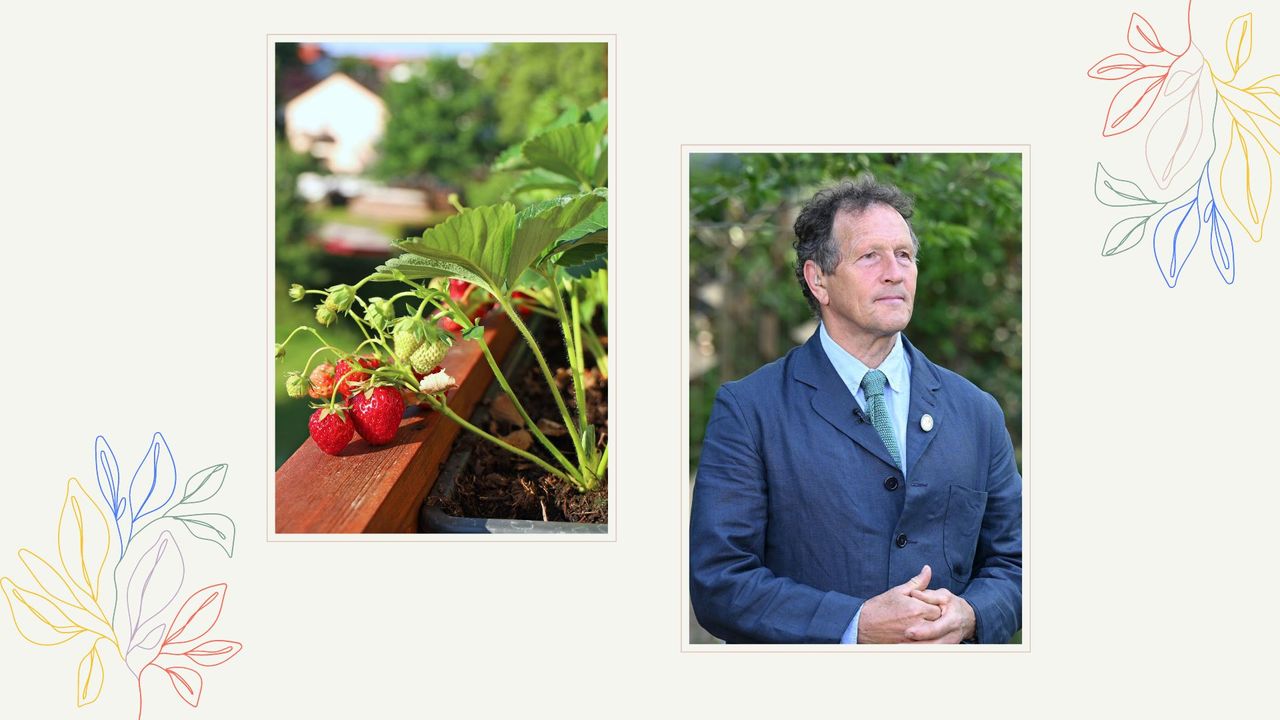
689 152 1022 472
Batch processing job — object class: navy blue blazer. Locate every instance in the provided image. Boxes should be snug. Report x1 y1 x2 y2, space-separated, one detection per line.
690 331 1021 644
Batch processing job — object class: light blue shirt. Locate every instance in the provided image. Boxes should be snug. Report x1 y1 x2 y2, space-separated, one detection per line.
818 323 912 644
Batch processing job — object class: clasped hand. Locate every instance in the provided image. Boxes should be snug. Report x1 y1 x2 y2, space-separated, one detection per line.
856 565 975 644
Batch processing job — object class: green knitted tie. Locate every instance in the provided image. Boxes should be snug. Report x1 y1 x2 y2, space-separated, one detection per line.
861 369 902 468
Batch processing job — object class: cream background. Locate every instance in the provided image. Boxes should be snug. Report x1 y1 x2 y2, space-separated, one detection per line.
2 0 1276 717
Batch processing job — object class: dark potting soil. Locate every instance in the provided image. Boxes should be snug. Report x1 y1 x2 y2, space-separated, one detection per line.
428 319 608 524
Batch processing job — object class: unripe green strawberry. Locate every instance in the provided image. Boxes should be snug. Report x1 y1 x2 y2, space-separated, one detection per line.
285 371 308 398
315 302 338 326
288 284 306 301
364 297 394 328
392 316 428 363
409 338 449 373
326 284 356 312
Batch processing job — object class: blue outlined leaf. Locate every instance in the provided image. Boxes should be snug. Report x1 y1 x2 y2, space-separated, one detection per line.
181 464 227 505
1095 163 1158 206
1151 189 1200 287
129 433 177 524
1197 166 1236 284
1102 215 1152 256
125 531 184 655
173 514 236 558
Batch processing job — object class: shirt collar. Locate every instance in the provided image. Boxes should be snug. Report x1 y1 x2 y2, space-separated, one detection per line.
818 323 910 397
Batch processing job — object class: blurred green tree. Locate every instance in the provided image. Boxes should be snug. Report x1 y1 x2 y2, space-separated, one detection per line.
374 56 500 185
477 43 607 145
689 153 1022 471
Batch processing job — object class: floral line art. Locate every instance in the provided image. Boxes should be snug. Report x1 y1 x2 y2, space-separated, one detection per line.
1088 0 1278 286
1 433 241 717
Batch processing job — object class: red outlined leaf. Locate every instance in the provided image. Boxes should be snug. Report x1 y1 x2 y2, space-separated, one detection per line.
184 639 243 667
162 665 204 707
1103 71 1168 136
1226 13 1253 76
164 583 226 646
1088 53 1148 80
1128 13 1166 53
1146 79 1205 189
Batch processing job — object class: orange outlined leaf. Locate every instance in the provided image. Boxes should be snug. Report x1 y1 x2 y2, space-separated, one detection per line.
183 639 243 667
1128 13 1166 53
57 479 109 602
76 639 105 707
163 665 204 707
164 584 226 646
1103 71 1168 136
1226 13 1253 77
1219 120 1272 243
1088 53 1148 80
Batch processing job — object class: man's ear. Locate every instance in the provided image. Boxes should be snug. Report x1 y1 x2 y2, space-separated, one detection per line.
803 260 827 307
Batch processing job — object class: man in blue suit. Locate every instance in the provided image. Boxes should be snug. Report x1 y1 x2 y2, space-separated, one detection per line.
690 177 1021 644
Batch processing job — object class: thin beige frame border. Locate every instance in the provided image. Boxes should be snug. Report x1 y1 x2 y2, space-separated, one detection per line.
265 34 618 542
679 144 1031 651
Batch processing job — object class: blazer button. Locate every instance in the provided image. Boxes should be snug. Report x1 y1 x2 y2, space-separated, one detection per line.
883 476 900 491
895 533 908 548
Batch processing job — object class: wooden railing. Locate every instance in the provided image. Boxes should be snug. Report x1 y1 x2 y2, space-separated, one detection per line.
274 313 519 533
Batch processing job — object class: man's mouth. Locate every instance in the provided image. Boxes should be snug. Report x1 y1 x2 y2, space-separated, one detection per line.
875 296 907 304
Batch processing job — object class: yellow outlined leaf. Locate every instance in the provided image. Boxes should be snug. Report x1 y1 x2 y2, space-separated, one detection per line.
76 639 106 707
16 550 113 639
1219 119 1273 243
1 577 82 646
57 478 110 602
1226 13 1253 78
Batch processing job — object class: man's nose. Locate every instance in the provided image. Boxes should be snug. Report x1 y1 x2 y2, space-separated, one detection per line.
881 257 905 283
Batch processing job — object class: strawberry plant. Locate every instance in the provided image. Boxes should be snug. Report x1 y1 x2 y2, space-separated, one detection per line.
277 104 608 494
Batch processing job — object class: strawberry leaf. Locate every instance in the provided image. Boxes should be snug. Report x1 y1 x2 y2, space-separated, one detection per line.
523 122 606 188
512 190 607 287
461 325 484 341
393 204 516 294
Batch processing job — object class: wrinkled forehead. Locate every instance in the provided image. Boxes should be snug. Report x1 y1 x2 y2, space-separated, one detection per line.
833 203 917 252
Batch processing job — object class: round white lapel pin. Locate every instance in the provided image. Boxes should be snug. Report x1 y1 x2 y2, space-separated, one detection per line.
920 414 934 432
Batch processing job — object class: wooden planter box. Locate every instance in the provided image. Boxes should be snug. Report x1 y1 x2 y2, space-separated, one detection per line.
274 312 518 533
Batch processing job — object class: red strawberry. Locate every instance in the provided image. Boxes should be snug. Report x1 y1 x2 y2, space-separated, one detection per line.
308 406 354 456
335 356 381 397
439 316 463 335
308 362 336 400
349 386 406 445
448 279 472 301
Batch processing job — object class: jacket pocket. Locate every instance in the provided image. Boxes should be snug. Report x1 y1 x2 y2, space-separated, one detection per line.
943 485 988 585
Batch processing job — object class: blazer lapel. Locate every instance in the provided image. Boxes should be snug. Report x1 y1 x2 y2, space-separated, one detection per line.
902 334 942 476
792 330 899 470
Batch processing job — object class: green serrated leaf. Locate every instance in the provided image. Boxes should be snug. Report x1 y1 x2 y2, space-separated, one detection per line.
592 132 609 187
174 514 236 558
585 99 608 124
509 168 581 196
511 192 606 287
523 123 605 188
462 325 484 341
557 243 608 278
394 204 517 292
181 464 227 505
491 142 529 172
376 255 488 289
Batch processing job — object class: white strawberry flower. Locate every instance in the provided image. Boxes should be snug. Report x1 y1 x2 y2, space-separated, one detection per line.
419 370 458 394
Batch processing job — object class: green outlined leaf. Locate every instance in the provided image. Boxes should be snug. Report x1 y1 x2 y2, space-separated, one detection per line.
181 464 227 505
56 479 109 601
1226 13 1253 76
1095 163 1158 206
76 640 105 707
173 514 236 558
1219 119 1272 243
1102 215 1152 256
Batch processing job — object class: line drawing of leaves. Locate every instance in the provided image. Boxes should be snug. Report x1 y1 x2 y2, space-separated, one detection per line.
1089 52 1149 80
1104 70 1169 136
57 478 109 602
129 433 177 525
1095 163 1158 206
1103 214 1155 256
1226 12 1252 78
180 464 228 505
126 622 167 677
164 584 227 646
173 514 236 558
1151 187 1201 287
1218 119 1273 243
180 639 243 668
0 577 82 645
1146 72 1205 189
77 638 106 707
1195 162 1235 284
93 435 130 557
1128 12 1167 53
162 665 204 707
17 550 112 638
125 530 184 653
